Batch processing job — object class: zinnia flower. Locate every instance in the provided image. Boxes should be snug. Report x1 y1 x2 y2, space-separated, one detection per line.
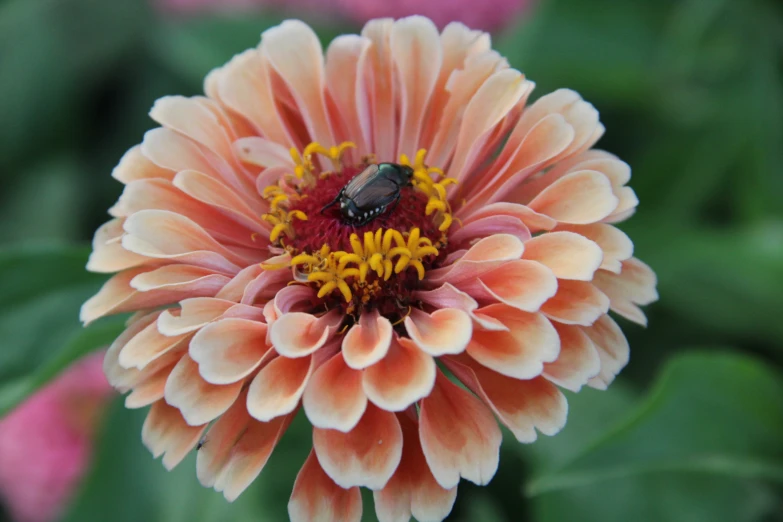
0 352 112 522
82 16 657 522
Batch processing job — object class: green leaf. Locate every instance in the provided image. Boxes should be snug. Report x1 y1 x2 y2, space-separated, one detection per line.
526 351 783 522
0 244 121 416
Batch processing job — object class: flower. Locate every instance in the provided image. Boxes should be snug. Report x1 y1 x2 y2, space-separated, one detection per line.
82 16 657 521
0 352 113 522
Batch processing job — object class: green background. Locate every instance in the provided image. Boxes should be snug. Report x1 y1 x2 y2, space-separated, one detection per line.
0 0 782 520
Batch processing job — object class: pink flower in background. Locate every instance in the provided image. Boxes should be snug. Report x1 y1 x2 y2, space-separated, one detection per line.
158 0 533 32
0 352 113 522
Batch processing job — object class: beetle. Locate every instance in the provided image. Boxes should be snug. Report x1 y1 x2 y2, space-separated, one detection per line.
322 163 414 226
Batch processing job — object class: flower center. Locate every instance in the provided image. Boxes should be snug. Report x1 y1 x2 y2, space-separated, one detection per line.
261 143 456 317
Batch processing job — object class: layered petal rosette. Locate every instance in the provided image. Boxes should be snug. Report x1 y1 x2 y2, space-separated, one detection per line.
83 16 657 522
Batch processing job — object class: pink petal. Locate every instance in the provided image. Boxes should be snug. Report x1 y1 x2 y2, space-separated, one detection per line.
111 144 174 183
303 352 367 432
556 223 634 274
104 312 164 391
404 308 472 356
288 450 362 522
246 354 315 422
313 403 403 489
172 170 266 230
426 234 525 286
373 413 457 522
529 170 619 224
448 215 532 247
156 298 235 336
592 258 658 326
582 314 630 389
466 304 560 379
523 231 604 281
86 218 149 273
362 337 436 411
457 259 557 313
414 283 508 332
234 136 295 169
419 371 501 489
196 394 292 501
140 128 219 180
458 202 557 233
543 323 601 392
342 309 393 369
391 16 442 157
261 20 334 147
121 210 244 273
124 361 175 409
445 355 568 443
270 310 342 358
189 318 272 384
360 19 395 161
541 280 610 326
325 35 372 154
164 354 243 426
142 400 206 471
129 264 230 293
118 319 188 370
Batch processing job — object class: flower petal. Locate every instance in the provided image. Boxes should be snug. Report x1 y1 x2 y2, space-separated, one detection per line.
556 223 633 274
270 310 342 358
157 298 234 336
541 280 610 326
467 304 560 380
129 264 230 293
582 314 630 389
426 234 525 286
419 371 501 489
523 231 604 281
112 144 173 183
414 283 507 332
118 319 188 370
247 354 315 422
528 170 619 224
164 354 243 426
592 258 658 326
313 403 403 489
445 355 568 443
363 337 435 411
404 308 472 356
189 318 272 384
87 218 149 273
457 259 557 313
360 18 395 161
325 35 372 154
342 309 393 369
303 352 367 432
543 323 601 392
142 400 206 471
288 450 362 522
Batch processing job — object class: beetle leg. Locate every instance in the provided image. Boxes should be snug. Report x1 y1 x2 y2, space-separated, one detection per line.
321 189 343 213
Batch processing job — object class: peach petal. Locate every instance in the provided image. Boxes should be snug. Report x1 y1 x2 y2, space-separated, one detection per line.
529 170 619 224
140 128 219 179
118 319 188 370
197 394 292 501
216 263 264 301
448 215 532 247
270 310 342 358
129 264 229 292
111 144 174 183
104 311 165 391
360 18 395 161
523 231 604 281
449 69 531 185
459 202 557 233
582 314 630 389
362 337 436 411
313 403 403 489
556 223 633 274
164 354 243 426
404 308 472 356
303 352 367 432
247 354 315 422
262 20 334 147
543 323 601 392
426 234 525 286
541 280 610 326
592 258 658 326
86 218 149 273
325 35 372 153
288 450 362 522
342 309 393 369
234 136 295 169
157 298 235 336
413 284 508 332
189 318 272 384
445 355 568 443
124 362 174 409
212 50 294 145
121 210 243 273
391 16 442 157
373 413 457 522
142 400 206 471
240 267 294 305
467 304 560 380
419 371 501 489
459 259 557 313
172 170 266 230
605 186 639 223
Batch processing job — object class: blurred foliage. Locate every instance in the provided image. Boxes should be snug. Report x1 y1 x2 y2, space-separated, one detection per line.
1 0 782 520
